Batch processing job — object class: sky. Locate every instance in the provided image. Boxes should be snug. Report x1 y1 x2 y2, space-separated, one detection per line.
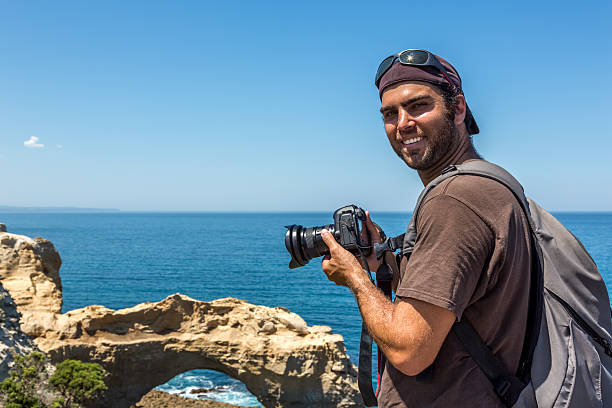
1 1 611 212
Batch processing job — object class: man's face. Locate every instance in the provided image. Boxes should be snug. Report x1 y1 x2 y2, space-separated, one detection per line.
380 81 457 170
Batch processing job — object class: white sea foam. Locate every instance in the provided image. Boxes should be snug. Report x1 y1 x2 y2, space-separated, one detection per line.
156 370 263 407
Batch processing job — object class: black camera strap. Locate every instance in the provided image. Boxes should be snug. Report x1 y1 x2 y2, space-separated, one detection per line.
358 262 394 407
358 323 377 406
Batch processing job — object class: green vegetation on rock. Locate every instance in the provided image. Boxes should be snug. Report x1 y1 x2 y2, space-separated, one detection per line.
49 359 107 407
0 352 108 408
0 352 46 408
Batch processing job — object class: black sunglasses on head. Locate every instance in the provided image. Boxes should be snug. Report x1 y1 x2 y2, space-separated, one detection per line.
374 49 456 89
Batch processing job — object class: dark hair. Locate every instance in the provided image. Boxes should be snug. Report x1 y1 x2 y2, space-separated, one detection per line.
441 85 462 121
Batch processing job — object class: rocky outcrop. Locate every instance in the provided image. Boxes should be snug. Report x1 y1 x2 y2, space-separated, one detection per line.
0 283 38 379
0 232 61 379
136 390 245 408
0 233 63 338
0 231 363 408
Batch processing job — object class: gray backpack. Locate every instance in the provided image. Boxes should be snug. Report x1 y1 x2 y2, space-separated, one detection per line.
393 160 612 407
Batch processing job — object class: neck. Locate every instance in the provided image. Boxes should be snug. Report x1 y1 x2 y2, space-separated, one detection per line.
417 130 480 186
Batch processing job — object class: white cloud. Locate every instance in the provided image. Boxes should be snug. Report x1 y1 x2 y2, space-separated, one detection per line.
24 136 44 149
56 144 63 149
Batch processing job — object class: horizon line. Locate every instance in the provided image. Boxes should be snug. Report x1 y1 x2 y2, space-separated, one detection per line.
2 207 612 214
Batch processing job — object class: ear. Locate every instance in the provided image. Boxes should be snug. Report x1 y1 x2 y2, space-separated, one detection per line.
454 94 467 126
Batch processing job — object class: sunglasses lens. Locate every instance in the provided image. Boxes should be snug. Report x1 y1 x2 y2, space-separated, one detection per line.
398 50 429 65
375 55 397 86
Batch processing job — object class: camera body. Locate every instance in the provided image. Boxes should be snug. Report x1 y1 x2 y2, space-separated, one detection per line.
332 205 369 253
285 204 371 269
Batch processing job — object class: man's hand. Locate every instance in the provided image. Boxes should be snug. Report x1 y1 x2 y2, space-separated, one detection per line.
320 229 369 288
361 211 384 272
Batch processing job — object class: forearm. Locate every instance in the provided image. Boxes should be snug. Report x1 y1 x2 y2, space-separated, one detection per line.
347 268 415 364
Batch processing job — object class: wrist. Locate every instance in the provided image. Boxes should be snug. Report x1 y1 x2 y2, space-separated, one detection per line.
347 264 372 293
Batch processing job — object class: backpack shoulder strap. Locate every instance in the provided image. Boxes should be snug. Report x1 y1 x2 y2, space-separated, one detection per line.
454 318 526 406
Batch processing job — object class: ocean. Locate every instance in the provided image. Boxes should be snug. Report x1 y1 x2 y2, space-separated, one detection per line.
1 211 611 406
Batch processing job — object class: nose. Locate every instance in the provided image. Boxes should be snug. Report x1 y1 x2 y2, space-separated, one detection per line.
397 109 416 133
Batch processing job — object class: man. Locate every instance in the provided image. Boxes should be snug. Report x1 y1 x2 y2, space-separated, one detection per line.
320 49 532 407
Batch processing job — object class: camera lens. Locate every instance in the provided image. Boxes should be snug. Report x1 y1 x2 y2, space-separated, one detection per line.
284 224 334 269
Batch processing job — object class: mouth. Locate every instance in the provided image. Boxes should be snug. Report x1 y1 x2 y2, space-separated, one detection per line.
402 137 422 146
401 137 425 150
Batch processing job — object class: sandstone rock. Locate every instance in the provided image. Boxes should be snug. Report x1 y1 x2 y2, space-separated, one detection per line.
0 281 63 407
0 232 364 408
135 390 245 408
0 233 63 337
0 224 6 232
0 283 38 379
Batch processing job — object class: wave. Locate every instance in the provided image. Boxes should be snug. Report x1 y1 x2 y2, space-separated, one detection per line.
156 370 263 407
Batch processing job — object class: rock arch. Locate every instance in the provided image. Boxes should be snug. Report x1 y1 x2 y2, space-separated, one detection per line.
0 232 363 407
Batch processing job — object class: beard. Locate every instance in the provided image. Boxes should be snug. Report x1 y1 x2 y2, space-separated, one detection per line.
397 116 458 171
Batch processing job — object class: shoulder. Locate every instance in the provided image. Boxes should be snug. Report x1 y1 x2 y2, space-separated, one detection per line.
421 172 521 222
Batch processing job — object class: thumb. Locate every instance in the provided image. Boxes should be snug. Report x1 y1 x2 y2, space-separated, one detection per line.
320 229 339 250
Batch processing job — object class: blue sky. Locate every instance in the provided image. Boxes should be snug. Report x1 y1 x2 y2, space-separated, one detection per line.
1 1 610 211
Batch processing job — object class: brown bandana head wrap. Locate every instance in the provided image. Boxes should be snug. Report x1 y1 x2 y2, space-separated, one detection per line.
377 54 480 135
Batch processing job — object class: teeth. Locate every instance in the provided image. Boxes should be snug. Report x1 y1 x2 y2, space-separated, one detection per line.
403 137 422 145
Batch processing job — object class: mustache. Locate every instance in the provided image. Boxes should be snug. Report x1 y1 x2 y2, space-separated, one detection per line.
397 127 426 139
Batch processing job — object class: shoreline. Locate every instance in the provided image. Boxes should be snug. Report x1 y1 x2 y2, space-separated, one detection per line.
135 390 249 408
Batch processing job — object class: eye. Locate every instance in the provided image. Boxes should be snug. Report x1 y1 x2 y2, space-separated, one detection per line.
410 101 430 110
405 101 431 116
382 110 397 121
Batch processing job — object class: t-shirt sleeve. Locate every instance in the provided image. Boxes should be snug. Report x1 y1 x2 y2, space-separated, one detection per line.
395 194 494 319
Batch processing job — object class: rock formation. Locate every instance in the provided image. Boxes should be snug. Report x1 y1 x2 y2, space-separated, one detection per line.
0 231 364 408
135 390 245 408
0 233 63 338
0 283 38 379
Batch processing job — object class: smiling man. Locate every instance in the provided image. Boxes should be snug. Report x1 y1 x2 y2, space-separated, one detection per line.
320 50 532 407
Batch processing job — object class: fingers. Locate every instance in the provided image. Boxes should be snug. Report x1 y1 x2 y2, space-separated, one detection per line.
320 229 339 252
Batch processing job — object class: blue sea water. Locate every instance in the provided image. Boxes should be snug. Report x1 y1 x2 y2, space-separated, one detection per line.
1 211 611 406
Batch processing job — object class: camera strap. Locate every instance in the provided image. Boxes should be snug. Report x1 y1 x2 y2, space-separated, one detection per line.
358 323 377 406
358 262 394 407
374 234 405 260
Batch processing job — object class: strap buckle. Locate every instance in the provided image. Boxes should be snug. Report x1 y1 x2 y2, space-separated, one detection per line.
374 238 393 259
374 235 404 259
495 378 511 397
441 164 457 175
600 338 612 357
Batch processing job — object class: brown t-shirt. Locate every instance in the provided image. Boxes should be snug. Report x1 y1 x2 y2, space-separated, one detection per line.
378 174 532 408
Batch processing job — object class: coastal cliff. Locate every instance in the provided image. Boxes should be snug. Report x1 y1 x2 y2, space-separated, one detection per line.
0 283 38 379
0 230 364 408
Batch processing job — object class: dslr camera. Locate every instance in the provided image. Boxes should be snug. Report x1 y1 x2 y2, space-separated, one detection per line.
284 205 371 268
